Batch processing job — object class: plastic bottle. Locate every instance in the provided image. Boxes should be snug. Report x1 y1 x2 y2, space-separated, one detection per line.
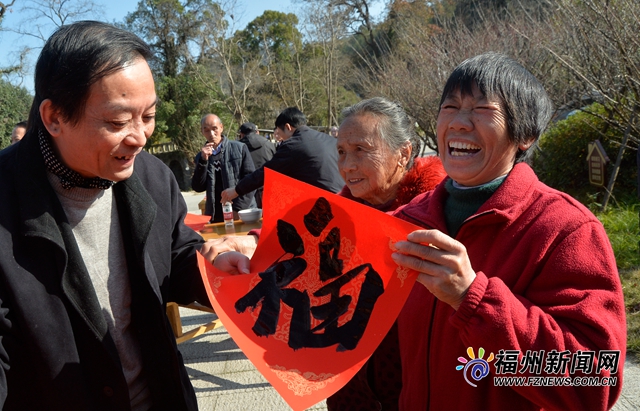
223 202 235 233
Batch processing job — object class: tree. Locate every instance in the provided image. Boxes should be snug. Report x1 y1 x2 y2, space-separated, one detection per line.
348 0 560 153
538 0 640 148
302 0 353 127
0 0 17 23
125 0 230 158
125 0 224 78
10 0 104 41
196 2 261 125
236 11 306 110
153 64 228 159
0 79 32 149
1 0 101 80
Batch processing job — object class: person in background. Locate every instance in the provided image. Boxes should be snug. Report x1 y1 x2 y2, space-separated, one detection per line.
391 52 626 411
0 20 218 410
330 125 339 137
220 107 344 206
237 121 275 208
10 121 27 145
191 114 256 222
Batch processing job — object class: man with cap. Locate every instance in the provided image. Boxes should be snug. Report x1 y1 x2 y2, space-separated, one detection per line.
237 122 275 208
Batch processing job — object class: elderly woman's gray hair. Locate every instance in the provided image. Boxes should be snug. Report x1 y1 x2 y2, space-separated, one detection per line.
341 97 420 169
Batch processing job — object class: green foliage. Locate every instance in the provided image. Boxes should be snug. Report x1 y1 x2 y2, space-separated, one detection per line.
0 80 32 150
125 0 225 77
597 204 640 271
533 103 637 203
596 203 640 358
620 267 640 358
153 64 228 160
237 11 302 61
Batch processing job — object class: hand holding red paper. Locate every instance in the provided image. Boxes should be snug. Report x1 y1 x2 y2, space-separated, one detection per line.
392 229 477 311
198 169 421 411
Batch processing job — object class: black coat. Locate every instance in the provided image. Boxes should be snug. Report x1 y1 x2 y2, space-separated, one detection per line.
235 126 344 196
0 131 208 410
239 131 276 170
191 136 256 217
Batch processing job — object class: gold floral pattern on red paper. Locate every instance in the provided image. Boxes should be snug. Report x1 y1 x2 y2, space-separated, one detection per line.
270 365 338 397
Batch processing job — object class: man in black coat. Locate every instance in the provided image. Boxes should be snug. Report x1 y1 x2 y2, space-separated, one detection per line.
237 122 275 208
191 114 256 222
0 21 219 411
221 107 344 205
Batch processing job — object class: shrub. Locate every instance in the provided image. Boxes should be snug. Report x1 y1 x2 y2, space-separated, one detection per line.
533 103 638 204
0 80 32 150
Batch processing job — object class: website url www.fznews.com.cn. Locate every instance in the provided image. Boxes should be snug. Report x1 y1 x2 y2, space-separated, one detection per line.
493 376 618 387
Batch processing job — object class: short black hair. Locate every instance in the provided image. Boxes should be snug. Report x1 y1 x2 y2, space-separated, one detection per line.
28 21 153 132
14 121 27 129
274 107 307 129
440 52 553 163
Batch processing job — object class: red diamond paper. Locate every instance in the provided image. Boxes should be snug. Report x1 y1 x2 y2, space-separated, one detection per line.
197 169 420 410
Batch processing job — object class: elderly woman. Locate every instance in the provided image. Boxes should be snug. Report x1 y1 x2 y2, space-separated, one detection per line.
391 52 626 410
328 97 445 410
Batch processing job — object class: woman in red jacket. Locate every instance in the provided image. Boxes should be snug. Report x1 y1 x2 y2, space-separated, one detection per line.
391 52 626 411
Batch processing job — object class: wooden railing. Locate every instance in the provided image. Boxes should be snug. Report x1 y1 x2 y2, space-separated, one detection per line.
146 142 178 154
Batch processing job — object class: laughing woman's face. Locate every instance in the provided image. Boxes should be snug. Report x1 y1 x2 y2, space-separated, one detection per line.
437 83 527 187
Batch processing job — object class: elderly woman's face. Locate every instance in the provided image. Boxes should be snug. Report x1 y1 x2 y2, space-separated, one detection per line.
337 113 409 205
437 83 524 187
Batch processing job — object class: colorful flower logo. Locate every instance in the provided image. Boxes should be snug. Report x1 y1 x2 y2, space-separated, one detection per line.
456 347 494 387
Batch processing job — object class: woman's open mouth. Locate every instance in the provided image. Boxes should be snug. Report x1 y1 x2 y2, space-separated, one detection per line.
449 141 480 157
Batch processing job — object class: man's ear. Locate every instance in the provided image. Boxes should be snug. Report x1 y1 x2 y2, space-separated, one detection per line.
39 99 63 137
284 123 294 133
519 138 535 151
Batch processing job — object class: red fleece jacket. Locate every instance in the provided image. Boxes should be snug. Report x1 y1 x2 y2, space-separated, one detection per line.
393 163 626 411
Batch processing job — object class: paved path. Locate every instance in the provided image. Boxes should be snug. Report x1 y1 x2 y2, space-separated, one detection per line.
177 307 327 411
179 192 639 411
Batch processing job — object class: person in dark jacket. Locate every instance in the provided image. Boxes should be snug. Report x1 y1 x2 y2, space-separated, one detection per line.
191 114 256 222
0 21 215 411
237 121 275 208
220 107 344 205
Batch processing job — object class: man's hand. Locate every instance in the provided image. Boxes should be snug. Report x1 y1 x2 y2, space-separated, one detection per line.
213 251 251 275
220 188 238 204
392 229 476 310
201 143 214 161
200 235 258 261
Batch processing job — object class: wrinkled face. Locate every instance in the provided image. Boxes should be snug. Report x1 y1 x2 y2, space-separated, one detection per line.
337 113 409 205
11 126 26 144
437 83 526 187
50 58 156 182
201 115 223 145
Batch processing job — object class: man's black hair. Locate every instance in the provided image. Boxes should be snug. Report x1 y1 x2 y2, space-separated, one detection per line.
274 107 307 130
28 21 153 133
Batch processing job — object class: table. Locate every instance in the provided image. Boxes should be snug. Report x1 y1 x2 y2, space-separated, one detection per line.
199 218 262 240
